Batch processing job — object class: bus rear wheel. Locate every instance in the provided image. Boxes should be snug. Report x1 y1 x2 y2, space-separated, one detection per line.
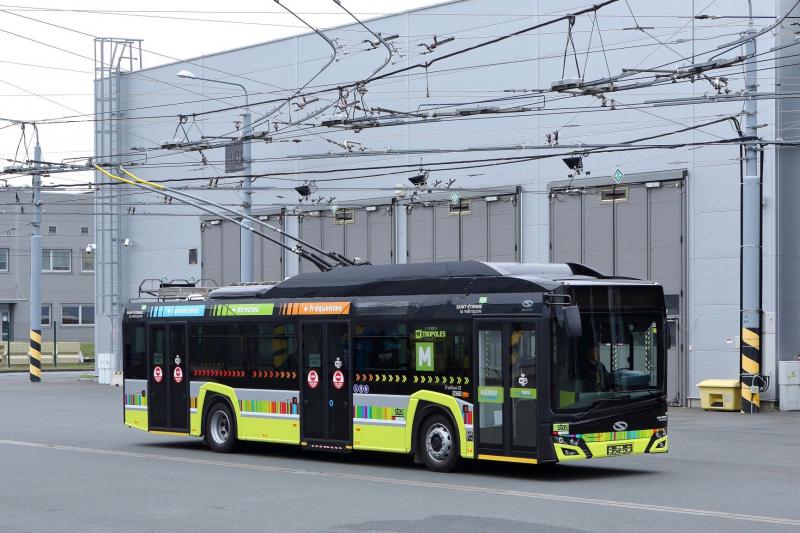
419 414 459 472
206 402 237 453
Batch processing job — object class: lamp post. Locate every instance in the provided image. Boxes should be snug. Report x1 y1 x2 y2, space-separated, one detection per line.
177 70 253 283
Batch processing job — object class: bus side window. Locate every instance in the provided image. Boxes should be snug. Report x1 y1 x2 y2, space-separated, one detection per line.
248 323 298 373
353 323 409 373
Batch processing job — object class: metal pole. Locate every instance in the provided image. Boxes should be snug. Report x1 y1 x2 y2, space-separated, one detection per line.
29 142 42 383
53 320 57 368
240 109 254 283
740 0 762 413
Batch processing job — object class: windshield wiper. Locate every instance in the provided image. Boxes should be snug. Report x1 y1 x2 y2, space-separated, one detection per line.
572 390 660 421
572 395 632 421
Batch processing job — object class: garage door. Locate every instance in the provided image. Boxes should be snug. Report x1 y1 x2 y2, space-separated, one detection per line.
406 193 519 263
298 204 394 273
550 177 685 405
201 213 285 285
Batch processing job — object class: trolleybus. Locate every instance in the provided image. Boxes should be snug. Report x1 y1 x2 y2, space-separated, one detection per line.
122 261 669 472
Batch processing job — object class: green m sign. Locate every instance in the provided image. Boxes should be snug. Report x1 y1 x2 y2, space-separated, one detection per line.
415 342 434 372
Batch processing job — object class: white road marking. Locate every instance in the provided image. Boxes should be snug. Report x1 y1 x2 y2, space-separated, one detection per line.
0 438 798 527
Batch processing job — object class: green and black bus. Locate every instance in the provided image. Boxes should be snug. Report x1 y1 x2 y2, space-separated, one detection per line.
122 261 669 472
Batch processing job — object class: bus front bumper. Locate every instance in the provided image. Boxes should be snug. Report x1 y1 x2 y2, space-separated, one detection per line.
552 429 668 462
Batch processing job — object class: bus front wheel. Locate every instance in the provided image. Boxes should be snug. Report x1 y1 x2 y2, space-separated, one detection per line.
419 414 459 472
206 402 238 453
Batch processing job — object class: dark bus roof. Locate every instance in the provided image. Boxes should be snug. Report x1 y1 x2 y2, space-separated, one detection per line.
208 261 614 299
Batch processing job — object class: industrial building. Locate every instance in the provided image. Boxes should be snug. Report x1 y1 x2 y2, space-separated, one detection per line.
93 0 800 408
0 190 95 344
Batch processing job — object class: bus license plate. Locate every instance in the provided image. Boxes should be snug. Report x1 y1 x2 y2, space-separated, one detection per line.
606 443 633 456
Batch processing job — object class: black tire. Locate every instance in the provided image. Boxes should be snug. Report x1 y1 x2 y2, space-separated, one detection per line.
418 414 460 472
205 401 238 453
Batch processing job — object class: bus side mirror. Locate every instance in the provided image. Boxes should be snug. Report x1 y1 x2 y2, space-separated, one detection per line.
559 305 582 338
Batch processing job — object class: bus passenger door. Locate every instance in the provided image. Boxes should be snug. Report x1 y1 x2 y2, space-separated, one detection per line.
300 321 351 449
147 323 189 432
475 320 538 460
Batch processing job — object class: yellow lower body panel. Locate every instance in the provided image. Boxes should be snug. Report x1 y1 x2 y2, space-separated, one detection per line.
239 417 300 444
478 454 537 465
124 408 148 431
353 424 407 453
554 436 668 462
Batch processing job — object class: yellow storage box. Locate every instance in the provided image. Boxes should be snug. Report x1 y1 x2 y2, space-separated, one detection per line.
697 379 741 411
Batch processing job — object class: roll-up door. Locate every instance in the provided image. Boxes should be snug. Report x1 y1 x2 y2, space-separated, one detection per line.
550 177 685 405
201 212 285 284
299 205 394 272
406 193 519 263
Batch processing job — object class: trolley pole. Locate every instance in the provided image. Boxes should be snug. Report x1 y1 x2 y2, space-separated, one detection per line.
740 1 762 413
29 141 43 383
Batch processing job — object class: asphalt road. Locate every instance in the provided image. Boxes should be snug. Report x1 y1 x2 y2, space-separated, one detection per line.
1 372 799 533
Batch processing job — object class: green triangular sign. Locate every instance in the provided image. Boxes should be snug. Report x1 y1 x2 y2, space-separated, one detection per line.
612 168 624 183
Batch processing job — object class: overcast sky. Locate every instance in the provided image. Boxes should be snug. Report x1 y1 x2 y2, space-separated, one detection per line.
0 1 441 185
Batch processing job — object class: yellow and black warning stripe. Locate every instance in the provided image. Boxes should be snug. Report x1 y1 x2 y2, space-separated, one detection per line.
29 329 42 382
740 326 760 412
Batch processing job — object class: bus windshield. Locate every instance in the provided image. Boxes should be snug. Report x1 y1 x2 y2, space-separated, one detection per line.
552 310 665 412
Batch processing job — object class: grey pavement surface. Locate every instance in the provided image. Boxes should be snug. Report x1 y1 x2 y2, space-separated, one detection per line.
1 372 799 532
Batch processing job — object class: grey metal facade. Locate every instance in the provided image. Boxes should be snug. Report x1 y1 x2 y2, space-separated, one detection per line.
99 0 799 406
0 191 95 343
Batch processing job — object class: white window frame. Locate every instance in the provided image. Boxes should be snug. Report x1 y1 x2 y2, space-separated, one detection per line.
61 304 94 326
43 249 72 273
41 304 51 327
81 251 95 273
0 248 8 272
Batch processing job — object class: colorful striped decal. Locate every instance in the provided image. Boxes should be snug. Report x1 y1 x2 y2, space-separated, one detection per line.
354 405 405 422
572 429 658 443
239 399 298 416
125 393 147 408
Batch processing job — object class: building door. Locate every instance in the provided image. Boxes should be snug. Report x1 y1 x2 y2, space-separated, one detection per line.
147 323 189 432
550 176 685 405
300 322 351 448
0 305 10 343
475 320 538 459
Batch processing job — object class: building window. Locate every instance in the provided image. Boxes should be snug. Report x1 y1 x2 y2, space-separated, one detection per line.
41 305 51 327
334 209 355 225
189 248 198 265
81 251 95 272
449 201 471 216
48 226 57 234
0 248 8 272
42 249 71 272
81 227 89 235
600 186 628 203
61 304 94 326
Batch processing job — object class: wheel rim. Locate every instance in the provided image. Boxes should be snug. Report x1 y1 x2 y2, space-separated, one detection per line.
209 410 231 445
425 422 452 463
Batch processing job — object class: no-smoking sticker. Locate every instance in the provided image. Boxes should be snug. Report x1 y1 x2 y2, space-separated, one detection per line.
307 370 319 389
332 370 344 390
173 366 183 384
153 366 163 383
